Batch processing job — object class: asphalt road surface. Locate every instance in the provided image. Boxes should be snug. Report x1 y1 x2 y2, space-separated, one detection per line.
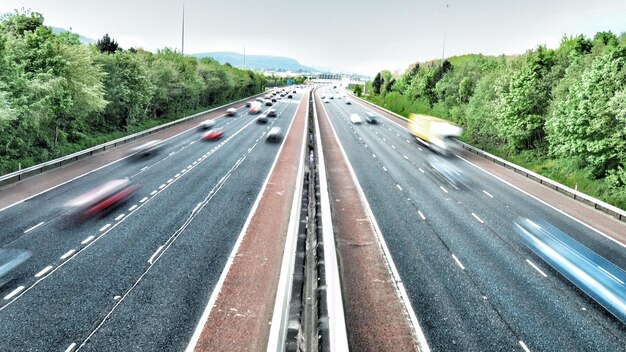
0 91 305 351
317 87 626 352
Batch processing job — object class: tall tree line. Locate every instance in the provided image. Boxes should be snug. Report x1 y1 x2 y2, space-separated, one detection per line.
0 11 266 174
366 31 626 201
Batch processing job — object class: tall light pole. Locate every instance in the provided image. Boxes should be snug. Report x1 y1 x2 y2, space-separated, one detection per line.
441 3 449 67
181 1 185 55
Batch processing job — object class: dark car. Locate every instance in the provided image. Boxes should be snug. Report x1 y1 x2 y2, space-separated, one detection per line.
271 98 277 103
287 94 293 99
365 112 379 124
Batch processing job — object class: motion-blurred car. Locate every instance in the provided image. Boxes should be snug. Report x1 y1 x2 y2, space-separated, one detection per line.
349 113 363 124
198 119 216 130
246 101 253 107
265 100 273 106
66 179 139 218
256 97 264 102
324 99 330 103
226 108 237 116
128 140 164 158
267 109 277 117
345 100 352 105
202 128 224 140
271 98 277 103
248 102 262 114
365 112 379 124
0 249 31 287
287 94 293 99
266 127 282 142
427 155 469 189
256 114 268 124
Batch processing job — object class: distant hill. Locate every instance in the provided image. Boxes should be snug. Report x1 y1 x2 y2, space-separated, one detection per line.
192 52 315 72
51 27 96 44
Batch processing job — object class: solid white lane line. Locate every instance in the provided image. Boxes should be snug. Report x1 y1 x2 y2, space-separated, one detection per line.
397 184 403 191
128 205 138 211
471 213 484 224
150 190 157 195
383 166 387 172
519 340 531 352
60 249 76 260
440 186 448 193
418 211 426 220
483 190 494 198
419 168 424 173
140 197 148 203
526 259 548 277
148 245 165 264
99 224 111 232
24 221 45 234
159 184 166 189
452 254 465 270
81 235 95 245
65 343 77 352
35 266 54 278
115 214 125 221
4 286 25 300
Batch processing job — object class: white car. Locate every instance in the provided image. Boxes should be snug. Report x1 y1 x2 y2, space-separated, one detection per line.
350 113 363 124
198 119 216 130
226 108 237 116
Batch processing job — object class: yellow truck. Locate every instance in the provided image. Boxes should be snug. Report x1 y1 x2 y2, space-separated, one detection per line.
408 113 462 155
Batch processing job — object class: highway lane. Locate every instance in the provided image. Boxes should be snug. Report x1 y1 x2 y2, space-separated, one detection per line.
0 90 305 350
318 87 626 351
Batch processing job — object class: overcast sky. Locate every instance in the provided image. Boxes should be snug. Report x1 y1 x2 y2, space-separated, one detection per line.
1 0 626 75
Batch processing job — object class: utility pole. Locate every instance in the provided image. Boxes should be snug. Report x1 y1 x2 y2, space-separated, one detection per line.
181 1 185 55
441 3 449 67
244 45 246 69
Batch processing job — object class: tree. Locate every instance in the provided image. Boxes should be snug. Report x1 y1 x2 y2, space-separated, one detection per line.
96 33 119 54
372 72 382 94
353 84 363 97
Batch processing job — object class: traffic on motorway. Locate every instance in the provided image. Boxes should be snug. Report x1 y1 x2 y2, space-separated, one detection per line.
316 85 626 351
0 87 306 351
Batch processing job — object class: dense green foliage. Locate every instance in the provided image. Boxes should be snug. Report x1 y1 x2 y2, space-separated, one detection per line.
366 32 626 209
0 10 266 175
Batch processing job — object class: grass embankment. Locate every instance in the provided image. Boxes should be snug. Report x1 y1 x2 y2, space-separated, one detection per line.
365 96 626 211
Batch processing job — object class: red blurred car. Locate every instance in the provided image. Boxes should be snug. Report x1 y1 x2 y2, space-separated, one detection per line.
66 179 139 218
202 128 224 140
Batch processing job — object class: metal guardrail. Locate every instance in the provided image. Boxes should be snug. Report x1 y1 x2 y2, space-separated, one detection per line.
0 92 266 188
350 93 626 223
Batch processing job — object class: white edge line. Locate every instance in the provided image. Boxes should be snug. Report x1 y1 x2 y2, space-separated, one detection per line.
3 286 25 300
186 90 307 352
306 89 349 350
526 259 548 278
457 155 626 249
24 221 45 234
452 254 465 270
318 93 431 352
267 93 310 351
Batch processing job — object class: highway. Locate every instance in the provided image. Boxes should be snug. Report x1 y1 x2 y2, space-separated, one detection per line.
0 91 305 351
316 86 626 351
